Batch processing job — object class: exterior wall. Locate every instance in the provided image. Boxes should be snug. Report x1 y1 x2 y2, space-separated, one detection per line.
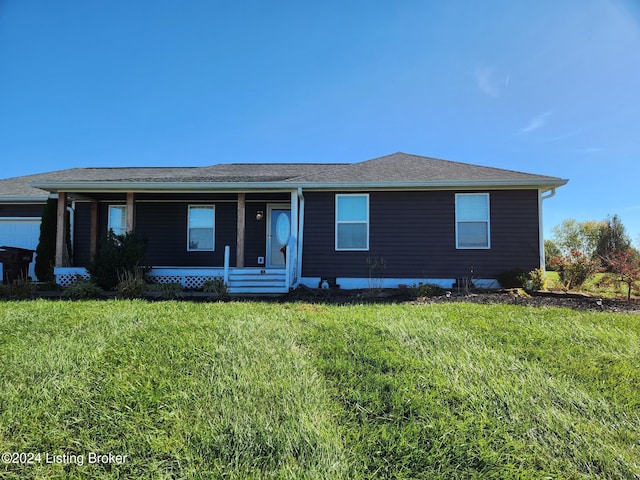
73 202 92 266
0 203 45 217
68 189 540 283
302 190 540 281
71 193 289 268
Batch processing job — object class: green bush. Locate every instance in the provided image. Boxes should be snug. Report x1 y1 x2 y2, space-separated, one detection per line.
115 270 147 299
147 282 184 300
528 268 548 291
202 277 229 298
497 269 528 288
87 231 148 290
7 277 36 300
411 282 446 297
63 278 103 299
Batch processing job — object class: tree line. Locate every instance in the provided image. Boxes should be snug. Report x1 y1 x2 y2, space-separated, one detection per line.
545 214 639 299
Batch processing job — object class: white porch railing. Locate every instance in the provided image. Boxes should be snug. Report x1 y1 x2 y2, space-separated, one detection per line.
54 242 296 293
223 245 230 285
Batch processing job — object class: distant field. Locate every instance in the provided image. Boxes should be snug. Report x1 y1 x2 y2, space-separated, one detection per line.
1 300 639 479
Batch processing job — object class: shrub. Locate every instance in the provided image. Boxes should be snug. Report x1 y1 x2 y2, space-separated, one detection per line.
35 198 57 282
528 268 547 291
202 277 229 298
147 282 184 300
549 250 600 290
63 278 103 299
115 270 147 299
411 282 446 297
8 277 36 299
497 269 528 289
36 281 64 292
87 231 148 290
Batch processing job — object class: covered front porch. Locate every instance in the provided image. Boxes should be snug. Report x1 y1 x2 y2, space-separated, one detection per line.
53 189 304 294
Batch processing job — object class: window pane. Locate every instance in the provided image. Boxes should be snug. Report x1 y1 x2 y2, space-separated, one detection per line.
458 222 488 248
189 207 214 228
457 195 488 221
188 206 214 250
337 195 367 222
337 223 367 249
108 206 126 235
189 228 213 250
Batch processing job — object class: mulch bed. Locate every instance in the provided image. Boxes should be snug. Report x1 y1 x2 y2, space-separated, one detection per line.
283 286 640 314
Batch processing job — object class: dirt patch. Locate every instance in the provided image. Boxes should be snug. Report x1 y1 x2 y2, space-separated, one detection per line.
283 286 640 314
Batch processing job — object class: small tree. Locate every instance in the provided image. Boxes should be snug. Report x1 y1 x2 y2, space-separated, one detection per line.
549 250 600 291
595 214 632 271
606 249 640 301
35 199 57 282
544 240 562 271
552 219 604 259
35 198 72 281
87 231 148 290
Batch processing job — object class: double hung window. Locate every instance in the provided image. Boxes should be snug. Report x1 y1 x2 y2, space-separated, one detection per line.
108 205 127 236
335 194 369 251
188 205 215 251
456 193 490 249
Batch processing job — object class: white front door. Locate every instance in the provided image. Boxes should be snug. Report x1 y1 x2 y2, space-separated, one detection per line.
266 205 291 268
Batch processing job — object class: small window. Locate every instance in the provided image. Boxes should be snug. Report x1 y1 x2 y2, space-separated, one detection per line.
108 205 127 236
335 194 369 251
456 193 490 249
188 205 215 251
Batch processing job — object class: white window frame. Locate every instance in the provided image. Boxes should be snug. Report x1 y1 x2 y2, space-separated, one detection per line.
335 193 369 251
455 193 491 249
108 205 127 236
187 205 215 252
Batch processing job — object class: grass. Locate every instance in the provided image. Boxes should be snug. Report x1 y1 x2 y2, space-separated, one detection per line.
0 301 638 479
546 270 640 298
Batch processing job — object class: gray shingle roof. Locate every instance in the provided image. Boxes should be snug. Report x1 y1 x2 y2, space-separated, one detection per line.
1 152 567 200
288 152 564 184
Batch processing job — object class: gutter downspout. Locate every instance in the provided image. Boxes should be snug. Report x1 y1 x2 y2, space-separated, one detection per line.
539 188 557 270
294 187 305 288
68 203 75 251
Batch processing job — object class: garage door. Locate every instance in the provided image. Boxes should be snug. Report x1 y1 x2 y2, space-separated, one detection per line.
0 218 41 280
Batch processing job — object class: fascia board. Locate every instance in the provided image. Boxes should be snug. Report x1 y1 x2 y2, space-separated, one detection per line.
29 181 299 192
30 178 568 193
0 196 48 203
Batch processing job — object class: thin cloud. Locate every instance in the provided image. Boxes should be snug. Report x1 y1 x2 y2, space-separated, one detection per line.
519 111 553 134
578 147 602 154
473 66 500 97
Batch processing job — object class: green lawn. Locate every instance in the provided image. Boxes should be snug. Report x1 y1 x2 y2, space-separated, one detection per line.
1 301 638 479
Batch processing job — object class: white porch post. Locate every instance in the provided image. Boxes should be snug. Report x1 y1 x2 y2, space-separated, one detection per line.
296 188 305 286
224 245 230 285
289 190 299 284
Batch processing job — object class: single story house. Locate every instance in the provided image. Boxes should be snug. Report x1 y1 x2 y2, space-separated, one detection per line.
1 152 567 292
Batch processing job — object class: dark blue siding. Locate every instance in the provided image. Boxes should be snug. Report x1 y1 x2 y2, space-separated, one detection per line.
0 204 45 217
302 190 540 279
73 193 289 268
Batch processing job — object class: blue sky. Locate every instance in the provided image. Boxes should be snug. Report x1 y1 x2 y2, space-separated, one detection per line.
1 1 639 242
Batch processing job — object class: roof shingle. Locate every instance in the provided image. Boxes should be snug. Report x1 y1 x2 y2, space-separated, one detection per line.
0 152 567 200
